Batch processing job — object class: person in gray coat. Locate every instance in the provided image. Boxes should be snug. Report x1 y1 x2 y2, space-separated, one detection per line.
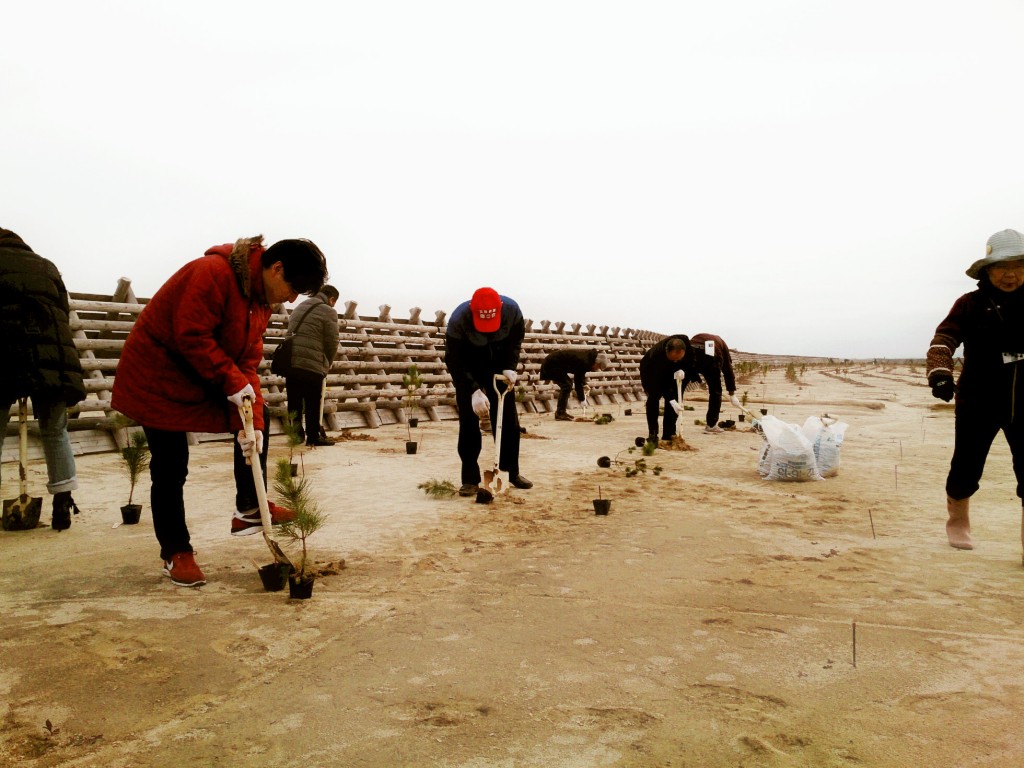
285 285 339 446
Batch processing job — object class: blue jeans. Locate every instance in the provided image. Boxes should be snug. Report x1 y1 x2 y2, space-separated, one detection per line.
1 397 77 494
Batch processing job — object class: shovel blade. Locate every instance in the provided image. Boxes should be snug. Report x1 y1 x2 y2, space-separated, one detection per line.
264 532 293 569
2 494 43 531
482 469 507 496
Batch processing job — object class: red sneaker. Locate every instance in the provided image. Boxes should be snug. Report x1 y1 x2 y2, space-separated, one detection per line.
230 503 296 536
162 551 206 587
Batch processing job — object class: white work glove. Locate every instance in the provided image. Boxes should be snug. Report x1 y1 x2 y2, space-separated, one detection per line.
227 383 256 409
729 394 742 408
581 397 590 408
236 429 264 459
670 400 682 414
502 369 517 386
471 389 490 418
673 370 686 381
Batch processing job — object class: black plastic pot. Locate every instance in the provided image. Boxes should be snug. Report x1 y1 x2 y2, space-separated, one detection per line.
597 456 612 468
760 408 768 416
408 418 419 428
634 436 646 448
593 499 611 515
738 414 745 422
288 575 315 599
290 463 298 477
120 504 142 525
624 408 632 416
258 562 291 592
406 441 418 454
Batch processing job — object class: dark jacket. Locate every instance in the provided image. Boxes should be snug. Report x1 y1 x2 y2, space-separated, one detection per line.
690 333 737 393
0 230 85 406
929 279 1024 419
639 334 693 394
540 348 601 400
444 295 525 393
287 291 339 376
112 237 272 433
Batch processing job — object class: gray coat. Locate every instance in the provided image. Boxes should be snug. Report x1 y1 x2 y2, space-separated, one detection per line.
286 292 339 376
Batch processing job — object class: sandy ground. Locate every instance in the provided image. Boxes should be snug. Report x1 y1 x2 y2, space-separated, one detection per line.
3 365 1024 767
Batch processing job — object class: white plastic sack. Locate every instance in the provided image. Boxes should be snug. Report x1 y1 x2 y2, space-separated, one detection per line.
757 415 822 481
801 416 848 478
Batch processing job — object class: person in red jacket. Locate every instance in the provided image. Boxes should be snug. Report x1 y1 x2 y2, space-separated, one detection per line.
112 235 328 587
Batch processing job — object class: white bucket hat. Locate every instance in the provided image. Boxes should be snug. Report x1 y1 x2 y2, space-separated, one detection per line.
966 229 1024 279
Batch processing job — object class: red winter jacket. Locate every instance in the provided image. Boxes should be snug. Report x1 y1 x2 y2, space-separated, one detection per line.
112 238 271 433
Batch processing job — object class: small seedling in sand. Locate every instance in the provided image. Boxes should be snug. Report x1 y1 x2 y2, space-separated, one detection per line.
273 458 327 582
625 458 648 477
280 410 305 472
642 441 657 457
402 364 424 441
593 414 613 425
418 479 458 498
120 430 149 507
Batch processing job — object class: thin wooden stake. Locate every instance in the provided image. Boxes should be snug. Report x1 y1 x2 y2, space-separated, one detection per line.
899 439 903 459
852 621 857 667
894 465 898 490
868 508 876 539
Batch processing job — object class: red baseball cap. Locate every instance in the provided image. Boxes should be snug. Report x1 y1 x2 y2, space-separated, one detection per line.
470 287 502 332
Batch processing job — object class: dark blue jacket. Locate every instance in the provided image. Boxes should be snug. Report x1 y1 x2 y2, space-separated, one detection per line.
444 295 524 393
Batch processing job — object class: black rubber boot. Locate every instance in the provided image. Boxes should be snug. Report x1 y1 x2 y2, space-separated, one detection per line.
51 491 80 531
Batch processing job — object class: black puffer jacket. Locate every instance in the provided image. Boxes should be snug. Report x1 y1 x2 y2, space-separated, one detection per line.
0 230 85 405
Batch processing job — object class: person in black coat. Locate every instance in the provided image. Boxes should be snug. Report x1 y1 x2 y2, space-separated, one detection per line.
638 334 692 445
927 228 1024 555
689 333 741 434
0 228 86 530
539 348 609 420
444 287 531 496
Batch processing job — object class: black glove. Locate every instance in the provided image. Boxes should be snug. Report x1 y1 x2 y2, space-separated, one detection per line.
930 374 955 402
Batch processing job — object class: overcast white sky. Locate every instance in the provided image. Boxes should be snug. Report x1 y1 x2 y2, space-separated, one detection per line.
3 1 1022 359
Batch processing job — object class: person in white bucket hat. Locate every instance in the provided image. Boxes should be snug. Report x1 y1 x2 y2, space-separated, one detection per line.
926 228 1024 558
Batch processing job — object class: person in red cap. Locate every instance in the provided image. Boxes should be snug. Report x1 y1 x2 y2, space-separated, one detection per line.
444 287 532 496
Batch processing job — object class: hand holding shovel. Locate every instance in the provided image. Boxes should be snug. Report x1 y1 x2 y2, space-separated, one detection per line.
477 373 511 503
670 370 685 415
237 394 293 569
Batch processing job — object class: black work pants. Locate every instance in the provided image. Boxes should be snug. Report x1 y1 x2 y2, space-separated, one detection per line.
947 404 1024 500
455 383 520 485
645 383 679 440
143 404 270 561
548 373 573 414
286 368 325 442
